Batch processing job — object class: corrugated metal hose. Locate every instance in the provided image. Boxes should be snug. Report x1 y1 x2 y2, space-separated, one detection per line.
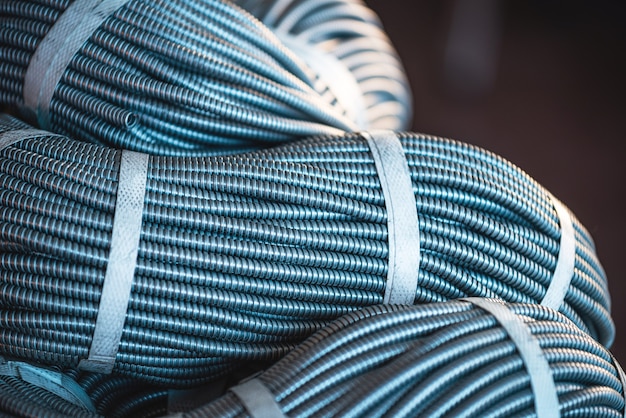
0 115 615 382
0 0 411 155
233 0 412 130
0 0 623 417
0 300 624 417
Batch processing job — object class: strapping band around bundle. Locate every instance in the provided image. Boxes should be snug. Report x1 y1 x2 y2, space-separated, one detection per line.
0 357 96 412
461 298 560 418
229 378 286 418
279 33 367 130
22 0 131 129
78 149 148 374
361 130 419 305
541 195 576 310
0 127 62 151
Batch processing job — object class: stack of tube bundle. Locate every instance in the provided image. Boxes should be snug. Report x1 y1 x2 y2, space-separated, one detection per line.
0 0 620 417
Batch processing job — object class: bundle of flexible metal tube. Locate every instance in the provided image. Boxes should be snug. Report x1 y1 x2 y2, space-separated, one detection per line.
0 360 162 417
234 0 412 130
0 301 624 417
194 300 626 417
0 0 411 155
0 115 614 388
0 1 621 417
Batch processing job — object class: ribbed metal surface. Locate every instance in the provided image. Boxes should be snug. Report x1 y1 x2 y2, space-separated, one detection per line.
0 0 411 154
197 301 624 418
0 116 614 389
0 301 622 417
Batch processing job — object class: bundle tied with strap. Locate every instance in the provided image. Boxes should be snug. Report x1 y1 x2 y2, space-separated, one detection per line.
1 0 412 154
21 0 131 130
0 356 96 413
361 130 578 318
0 117 615 386
185 300 625 417
234 0 413 130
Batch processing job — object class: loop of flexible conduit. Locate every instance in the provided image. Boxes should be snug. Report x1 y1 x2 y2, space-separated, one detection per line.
0 0 411 155
0 301 623 418
192 301 626 418
0 115 614 388
234 0 413 131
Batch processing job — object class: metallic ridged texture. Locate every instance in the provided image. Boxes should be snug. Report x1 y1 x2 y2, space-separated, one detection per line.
0 302 623 417
235 0 413 130
0 116 614 388
196 301 624 418
0 0 412 154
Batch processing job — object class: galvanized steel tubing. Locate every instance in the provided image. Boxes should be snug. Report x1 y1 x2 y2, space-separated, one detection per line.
234 0 413 130
0 365 165 417
0 301 623 417
193 301 626 418
0 0 411 155
0 116 614 386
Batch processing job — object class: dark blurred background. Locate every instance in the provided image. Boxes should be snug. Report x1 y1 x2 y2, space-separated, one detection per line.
366 0 626 361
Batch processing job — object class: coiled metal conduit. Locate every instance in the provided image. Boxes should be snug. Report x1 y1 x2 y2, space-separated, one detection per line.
0 363 164 417
0 115 614 388
0 0 411 155
0 301 623 417
192 301 626 418
233 0 413 130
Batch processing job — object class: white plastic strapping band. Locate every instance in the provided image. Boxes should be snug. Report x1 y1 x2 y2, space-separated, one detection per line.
279 33 368 130
0 356 96 412
78 149 148 374
462 297 560 418
541 196 576 310
361 130 419 305
0 128 62 151
229 378 285 418
22 0 131 129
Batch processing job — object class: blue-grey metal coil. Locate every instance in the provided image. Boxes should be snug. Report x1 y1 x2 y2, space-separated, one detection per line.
233 0 413 130
0 301 623 417
0 366 164 417
192 301 626 418
0 115 614 386
0 0 411 155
